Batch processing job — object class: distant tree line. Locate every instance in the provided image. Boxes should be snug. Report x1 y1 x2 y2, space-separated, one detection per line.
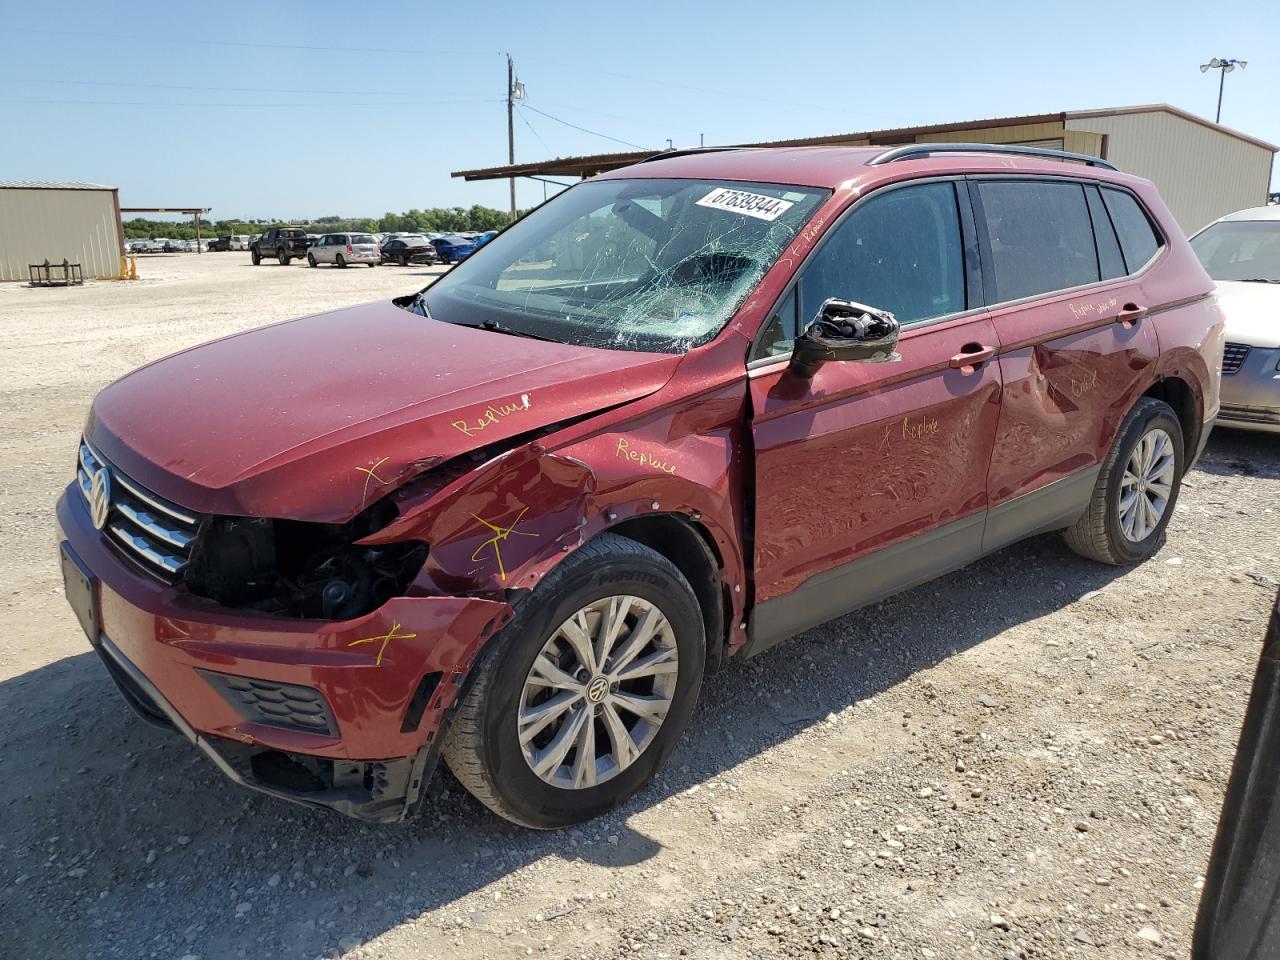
122 203 528 240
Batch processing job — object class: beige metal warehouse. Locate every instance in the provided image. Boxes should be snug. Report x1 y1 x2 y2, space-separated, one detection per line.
0 181 126 282
455 104 1276 234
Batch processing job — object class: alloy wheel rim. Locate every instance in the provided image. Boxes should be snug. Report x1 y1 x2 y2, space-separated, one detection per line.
1118 427 1176 542
517 595 679 790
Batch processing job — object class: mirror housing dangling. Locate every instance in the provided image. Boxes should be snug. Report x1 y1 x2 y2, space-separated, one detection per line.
788 299 902 379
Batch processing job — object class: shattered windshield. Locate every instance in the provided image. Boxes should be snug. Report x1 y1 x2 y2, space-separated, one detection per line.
419 178 828 352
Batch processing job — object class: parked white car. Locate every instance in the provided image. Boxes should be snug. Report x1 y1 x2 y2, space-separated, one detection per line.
306 232 380 268
1190 205 1280 434
229 235 252 251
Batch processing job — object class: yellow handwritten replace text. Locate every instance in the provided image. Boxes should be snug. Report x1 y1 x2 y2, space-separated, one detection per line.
451 394 532 437
902 415 939 441
348 621 418 666
1068 296 1118 321
470 507 540 582
615 437 677 475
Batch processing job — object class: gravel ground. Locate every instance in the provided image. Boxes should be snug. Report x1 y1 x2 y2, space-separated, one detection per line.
0 254 1276 960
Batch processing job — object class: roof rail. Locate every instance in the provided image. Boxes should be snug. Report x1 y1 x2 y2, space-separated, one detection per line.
637 146 748 164
867 142 1116 170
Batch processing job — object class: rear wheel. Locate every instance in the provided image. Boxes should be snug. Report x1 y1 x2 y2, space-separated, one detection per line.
443 534 705 829
1064 397 1185 565
277 248 290 266
336 254 347 268
398 253 409 266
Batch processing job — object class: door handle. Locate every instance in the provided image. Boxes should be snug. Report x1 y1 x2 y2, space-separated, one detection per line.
1115 302 1147 329
949 343 997 370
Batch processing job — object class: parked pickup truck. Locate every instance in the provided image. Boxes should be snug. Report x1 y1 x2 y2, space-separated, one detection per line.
250 227 311 265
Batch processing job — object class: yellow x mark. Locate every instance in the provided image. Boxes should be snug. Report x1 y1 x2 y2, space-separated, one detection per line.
470 506 539 582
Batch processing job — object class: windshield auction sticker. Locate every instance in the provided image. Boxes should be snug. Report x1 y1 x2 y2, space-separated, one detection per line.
696 187 794 222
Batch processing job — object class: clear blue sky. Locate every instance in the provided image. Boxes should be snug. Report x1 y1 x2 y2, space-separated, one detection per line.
4 0 1276 222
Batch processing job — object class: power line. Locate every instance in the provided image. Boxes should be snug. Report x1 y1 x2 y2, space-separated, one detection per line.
531 99 713 138
0 26 497 57
521 56 915 124
521 104 648 151
515 104 554 155
0 97 504 108
0 75 493 99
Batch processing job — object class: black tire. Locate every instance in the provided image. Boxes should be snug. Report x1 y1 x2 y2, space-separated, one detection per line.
398 254 409 267
307 254 317 268
336 254 347 268
368 262 377 268
1064 397 1186 565
277 248 290 266
250 247 261 265
443 534 705 829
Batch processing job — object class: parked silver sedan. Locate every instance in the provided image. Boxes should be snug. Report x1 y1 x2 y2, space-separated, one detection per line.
1191 206 1280 434
307 232 380 268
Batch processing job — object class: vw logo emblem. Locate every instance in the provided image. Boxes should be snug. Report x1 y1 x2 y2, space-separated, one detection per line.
89 467 112 531
585 675 610 704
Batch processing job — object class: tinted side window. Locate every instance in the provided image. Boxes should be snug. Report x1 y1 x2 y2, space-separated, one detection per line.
798 182 965 328
1085 185 1126 280
977 180 1099 301
1101 187 1162 272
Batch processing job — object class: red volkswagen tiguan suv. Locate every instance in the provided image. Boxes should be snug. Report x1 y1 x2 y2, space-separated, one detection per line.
58 143 1223 828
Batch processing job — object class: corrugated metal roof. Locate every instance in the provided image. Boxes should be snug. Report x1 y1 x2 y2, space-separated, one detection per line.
453 103 1277 182
0 180 116 191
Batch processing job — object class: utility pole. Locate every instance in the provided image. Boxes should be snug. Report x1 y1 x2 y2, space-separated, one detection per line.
507 54 517 223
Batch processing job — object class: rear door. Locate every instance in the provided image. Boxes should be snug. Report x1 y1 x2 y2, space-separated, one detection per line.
970 177 1162 552
748 179 1003 650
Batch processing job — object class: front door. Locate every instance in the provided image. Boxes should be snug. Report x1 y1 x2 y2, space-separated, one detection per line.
747 180 1002 651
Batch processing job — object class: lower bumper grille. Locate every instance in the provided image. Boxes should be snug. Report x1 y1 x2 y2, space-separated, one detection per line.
199 671 338 737
1222 342 1251 375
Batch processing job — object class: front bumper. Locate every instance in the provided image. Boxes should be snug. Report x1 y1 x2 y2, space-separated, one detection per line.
57 487 512 822
1220 344 1280 434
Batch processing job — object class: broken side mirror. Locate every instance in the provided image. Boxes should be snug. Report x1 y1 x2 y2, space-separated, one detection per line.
788 299 901 380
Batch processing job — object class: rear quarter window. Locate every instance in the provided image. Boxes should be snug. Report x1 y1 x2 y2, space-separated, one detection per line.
976 180 1099 302
1084 185 1126 280
1101 187 1163 272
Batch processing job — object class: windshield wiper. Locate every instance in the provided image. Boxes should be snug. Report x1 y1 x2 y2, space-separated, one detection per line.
460 318 561 343
408 289 433 318
1235 277 1280 284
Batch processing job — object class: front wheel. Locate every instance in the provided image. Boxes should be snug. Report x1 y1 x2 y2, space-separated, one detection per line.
1064 397 1185 565
307 254 317 267
250 248 261 265
443 534 705 829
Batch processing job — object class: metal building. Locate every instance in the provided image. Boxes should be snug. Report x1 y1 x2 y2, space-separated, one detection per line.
454 104 1276 234
0 181 125 282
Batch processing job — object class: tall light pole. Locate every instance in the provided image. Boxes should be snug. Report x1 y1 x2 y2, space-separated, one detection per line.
1200 57 1247 124
506 54 525 223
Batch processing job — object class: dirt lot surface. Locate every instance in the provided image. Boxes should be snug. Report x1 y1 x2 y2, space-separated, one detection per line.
0 254 1276 960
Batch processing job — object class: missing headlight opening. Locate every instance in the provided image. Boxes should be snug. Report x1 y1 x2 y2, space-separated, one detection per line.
184 499 427 619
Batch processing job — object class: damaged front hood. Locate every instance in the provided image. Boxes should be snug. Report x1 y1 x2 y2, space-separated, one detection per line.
87 299 680 521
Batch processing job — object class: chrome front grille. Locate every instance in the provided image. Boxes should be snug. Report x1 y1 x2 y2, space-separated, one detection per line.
77 440 201 579
1222 342 1251 375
